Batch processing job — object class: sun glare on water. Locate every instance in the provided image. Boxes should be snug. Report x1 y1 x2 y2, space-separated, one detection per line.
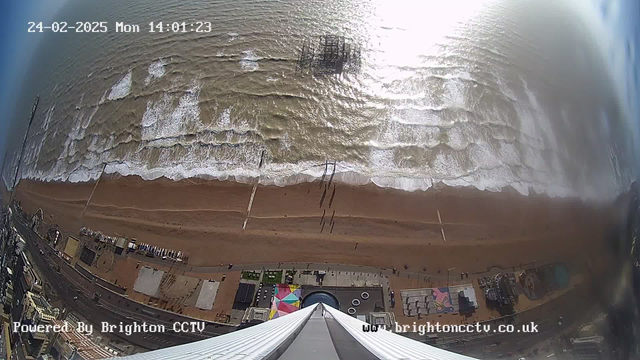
361 0 497 96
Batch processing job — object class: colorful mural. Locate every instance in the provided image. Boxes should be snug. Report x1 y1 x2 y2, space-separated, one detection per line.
431 287 455 314
269 284 302 319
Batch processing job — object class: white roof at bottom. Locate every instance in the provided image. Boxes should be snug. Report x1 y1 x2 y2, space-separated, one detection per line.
109 304 318 360
323 305 476 360
111 303 477 360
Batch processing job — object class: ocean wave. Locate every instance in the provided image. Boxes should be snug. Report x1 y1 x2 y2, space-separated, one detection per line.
239 49 261 71
141 80 202 140
16 91 627 203
17 121 630 203
241 50 263 61
226 89 305 100
145 59 168 86
239 60 259 71
18 154 596 200
107 70 132 100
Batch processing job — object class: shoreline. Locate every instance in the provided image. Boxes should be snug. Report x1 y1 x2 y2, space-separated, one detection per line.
9 175 614 274
14 156 625 201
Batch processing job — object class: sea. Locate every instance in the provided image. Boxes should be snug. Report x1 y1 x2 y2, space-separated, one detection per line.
3 0 638 201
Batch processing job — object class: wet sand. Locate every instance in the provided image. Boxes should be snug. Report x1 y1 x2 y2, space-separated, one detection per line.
13 176 612 273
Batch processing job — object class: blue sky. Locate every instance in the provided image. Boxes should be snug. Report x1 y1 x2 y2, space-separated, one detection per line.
0 0 68 167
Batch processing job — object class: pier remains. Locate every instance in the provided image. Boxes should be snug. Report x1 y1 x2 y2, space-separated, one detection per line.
297 35 362 75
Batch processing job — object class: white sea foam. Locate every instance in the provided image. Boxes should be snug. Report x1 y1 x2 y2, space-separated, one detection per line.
18 100 627 203
18 136 624 202
88 155 579 199
240 61 259 71
239 50 260 71
142 80 202 140
219 108 231 126
108 70 132 100
22 66 610 203
241 50 261 61
145 59 168 86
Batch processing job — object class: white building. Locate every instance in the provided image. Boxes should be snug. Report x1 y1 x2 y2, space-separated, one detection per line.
111 303 476 360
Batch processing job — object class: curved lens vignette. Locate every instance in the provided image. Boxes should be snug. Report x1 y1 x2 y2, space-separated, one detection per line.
0 0 639 359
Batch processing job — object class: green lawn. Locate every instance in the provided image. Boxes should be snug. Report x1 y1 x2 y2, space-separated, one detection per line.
242 271 261 281
262 270 283 284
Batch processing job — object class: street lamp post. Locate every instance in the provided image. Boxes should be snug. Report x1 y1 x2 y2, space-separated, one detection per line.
447 267 456 288
8 96 39 205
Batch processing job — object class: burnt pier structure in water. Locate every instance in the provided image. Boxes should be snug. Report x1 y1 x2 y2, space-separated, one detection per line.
297 35 361 75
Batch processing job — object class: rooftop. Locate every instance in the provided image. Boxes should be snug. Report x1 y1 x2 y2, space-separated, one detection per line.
52 320 114 359
27 292 54 317
112 304 476 360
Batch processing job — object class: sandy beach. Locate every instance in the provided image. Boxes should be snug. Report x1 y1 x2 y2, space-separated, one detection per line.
10 176 613 275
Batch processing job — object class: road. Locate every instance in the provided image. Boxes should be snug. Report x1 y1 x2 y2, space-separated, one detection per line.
12 213 237 351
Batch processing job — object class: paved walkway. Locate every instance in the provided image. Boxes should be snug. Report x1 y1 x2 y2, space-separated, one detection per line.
129 253 550 281
127 253 568 316
280 306 339 360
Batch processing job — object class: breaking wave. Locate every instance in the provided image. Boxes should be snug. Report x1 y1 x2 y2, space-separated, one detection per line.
107 70 132 100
